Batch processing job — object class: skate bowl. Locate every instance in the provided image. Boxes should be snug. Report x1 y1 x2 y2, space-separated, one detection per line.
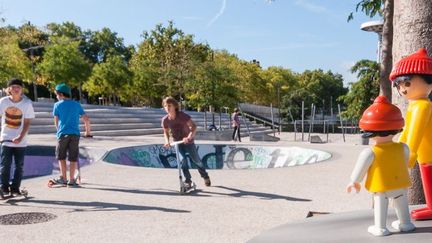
4 145 93 178
102 144 332 169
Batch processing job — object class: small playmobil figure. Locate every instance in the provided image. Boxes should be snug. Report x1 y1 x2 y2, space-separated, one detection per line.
347 96 415 236
390 48 432 220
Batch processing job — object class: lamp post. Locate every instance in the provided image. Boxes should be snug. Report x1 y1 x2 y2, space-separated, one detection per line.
360 20 383 145
277 84 281 133
209 51 217 131
360 20 384 63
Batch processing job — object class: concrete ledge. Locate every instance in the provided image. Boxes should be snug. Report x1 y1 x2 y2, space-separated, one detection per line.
249 133 280 142
249 206 432 243
195 130 233 141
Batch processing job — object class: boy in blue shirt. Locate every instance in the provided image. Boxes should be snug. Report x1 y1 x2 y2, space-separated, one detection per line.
50 83 91 187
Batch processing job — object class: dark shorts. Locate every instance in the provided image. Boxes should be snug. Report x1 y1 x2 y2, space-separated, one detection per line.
56 135 80 161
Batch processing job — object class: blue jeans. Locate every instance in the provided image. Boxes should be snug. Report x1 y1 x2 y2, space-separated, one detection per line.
178 143 209 183
0 146 26 191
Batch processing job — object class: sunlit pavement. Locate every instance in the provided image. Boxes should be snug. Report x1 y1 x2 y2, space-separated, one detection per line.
1 133 428 242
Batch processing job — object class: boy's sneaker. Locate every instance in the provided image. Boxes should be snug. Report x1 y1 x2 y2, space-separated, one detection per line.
52 177 67 185
184 181 192 189
204 177 211 187
1 187 10 198
67 179 79 187
10 189 22 197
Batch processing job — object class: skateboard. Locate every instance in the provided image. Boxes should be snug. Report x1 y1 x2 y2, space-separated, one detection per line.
48 167 81 188
47 179 67 188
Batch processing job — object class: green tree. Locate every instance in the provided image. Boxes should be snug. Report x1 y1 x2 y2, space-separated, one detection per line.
83 54 132 104
37 38 91 98
260 66 297 106
130 21 209 106
282 69 347 120
86 27 134 64
187 50 238 110
339 60 380 120
0 28 32 85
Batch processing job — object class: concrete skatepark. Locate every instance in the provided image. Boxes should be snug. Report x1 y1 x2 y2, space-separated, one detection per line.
1 131 431 242
0 103 430 242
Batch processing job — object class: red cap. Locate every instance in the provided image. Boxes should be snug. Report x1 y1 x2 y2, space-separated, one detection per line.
359 96 404 131
389 48 432 81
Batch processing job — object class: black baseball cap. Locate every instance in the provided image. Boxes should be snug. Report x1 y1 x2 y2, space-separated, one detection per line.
7 78 23 87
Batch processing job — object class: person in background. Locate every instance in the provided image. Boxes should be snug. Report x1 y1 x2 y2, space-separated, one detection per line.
231 108 241 142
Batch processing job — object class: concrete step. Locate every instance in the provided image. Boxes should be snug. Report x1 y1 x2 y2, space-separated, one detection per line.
33 111 231 120
29 102 270 137
29 122 268 134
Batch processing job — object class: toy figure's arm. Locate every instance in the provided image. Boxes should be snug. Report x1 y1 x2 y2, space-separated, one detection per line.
347 148 374 193
402 143 410 167
399 103 432 167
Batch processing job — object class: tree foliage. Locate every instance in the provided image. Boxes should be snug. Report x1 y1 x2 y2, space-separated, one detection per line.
338 60 379 120
37 37 91 91
347 0 384 21
281 69 347 120
1 20 349 112
0 28 32 86
129 21 210 106
84 54 132 103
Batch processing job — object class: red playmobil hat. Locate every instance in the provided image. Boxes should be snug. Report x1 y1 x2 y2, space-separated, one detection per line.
359 96 404 131
389 48 432 81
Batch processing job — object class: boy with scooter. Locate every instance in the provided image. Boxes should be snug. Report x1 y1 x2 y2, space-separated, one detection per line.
161 97 211 191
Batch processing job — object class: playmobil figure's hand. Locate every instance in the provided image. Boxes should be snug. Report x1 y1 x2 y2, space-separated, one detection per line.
408 152 417 168
163 143 170 148
347 182 361 193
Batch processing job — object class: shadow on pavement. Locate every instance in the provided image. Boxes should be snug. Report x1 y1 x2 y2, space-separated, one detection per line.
67 183 310 201
81 184 211 197
18 199 190 213
205 186 312 201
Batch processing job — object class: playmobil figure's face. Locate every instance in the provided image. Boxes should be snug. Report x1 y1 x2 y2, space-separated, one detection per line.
393 75 432 100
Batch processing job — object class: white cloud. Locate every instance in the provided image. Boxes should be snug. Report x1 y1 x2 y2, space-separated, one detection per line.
294 0 328 13
207 0 227 28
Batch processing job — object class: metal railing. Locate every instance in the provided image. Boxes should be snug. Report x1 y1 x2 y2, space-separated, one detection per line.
241 111 280 136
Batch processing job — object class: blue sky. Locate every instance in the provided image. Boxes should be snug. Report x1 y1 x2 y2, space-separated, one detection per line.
0 0 381 85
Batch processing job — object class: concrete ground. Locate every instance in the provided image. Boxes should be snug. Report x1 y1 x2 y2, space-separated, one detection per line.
0 132 430 242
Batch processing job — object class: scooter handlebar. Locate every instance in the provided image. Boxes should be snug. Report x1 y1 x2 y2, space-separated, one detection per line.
169 141 185 146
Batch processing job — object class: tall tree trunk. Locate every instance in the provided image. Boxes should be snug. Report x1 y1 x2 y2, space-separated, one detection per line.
393 0 432 204
379 0 393 100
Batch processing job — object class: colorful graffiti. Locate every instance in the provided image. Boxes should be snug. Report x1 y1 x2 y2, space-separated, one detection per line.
3 145 92 178
103 144 332 169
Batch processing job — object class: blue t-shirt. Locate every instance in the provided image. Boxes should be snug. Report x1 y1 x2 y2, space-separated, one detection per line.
53 99 85 138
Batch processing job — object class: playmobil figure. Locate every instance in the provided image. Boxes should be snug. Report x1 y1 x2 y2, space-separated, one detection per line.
347 96 415 236
390 48 432 220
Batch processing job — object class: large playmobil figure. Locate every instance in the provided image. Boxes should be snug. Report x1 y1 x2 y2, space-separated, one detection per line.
389 48 432 220
347 96 415 236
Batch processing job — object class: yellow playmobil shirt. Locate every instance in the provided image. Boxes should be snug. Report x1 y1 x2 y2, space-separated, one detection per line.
399 99 432 166
365 142 411 193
